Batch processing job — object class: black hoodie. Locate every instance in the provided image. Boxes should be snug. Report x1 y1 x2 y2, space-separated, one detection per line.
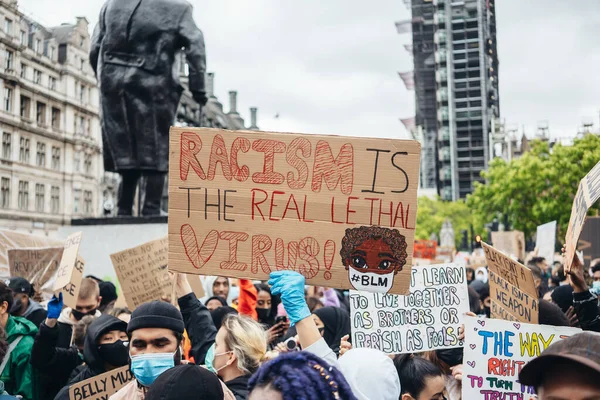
53 315 127 400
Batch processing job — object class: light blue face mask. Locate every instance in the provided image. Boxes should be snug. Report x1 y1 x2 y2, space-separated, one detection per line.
590 281 600 296
204 343 232 375
130 351 176 387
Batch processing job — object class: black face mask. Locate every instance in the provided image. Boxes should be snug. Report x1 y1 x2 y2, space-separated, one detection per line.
72 308 96 321
484 306 491 318
436 347 464 368
97 340 129 367
256 307 271 322
10 300 23 316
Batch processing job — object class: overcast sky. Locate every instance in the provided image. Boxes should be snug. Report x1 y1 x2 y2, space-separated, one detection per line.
17 0 600 141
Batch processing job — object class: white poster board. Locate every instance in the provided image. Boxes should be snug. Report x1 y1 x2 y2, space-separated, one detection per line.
536 221 556 266
462 316 581 399
350 263 469 354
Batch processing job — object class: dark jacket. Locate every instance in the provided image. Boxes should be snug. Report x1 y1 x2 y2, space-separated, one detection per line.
22 300 47 328
179 292 217 365
31 321 83 400
573 290 600 332
89 0 206 172
225 375 250 400
53 315 128 400
0 316 38 400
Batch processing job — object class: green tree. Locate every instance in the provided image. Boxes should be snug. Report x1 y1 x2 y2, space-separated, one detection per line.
467 134 600 241
416 196 483 248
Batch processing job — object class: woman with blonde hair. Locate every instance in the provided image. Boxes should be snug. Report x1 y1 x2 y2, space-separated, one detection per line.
204 313 268 400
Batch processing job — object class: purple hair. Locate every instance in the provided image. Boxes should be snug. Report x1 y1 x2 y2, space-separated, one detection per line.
248 351 357 400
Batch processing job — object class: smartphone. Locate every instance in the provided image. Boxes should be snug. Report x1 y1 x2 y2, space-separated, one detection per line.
275 315 288 325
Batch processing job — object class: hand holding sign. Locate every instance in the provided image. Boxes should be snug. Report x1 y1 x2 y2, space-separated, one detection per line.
53 232 84 309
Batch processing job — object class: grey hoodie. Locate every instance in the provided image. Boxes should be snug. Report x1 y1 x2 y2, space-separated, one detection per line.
22 299 43 319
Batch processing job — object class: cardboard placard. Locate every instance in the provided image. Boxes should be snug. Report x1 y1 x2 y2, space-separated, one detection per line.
0 230 63 278
111 237 172 310
413 240 437 259
8 247 64 290
482 243 538 324
69 365 133 400
187 274 205 299
535 221 556 266
350 263 469 354
565 160 600 271
490 231 525 261
462 316 581 399
54 232 85 308
168 127 421 295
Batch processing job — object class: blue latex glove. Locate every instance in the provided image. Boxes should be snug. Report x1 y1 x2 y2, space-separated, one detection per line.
47 293 63 319
268 271 311 326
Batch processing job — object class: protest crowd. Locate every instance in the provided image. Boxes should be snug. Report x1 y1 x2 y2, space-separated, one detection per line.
0 240 597 400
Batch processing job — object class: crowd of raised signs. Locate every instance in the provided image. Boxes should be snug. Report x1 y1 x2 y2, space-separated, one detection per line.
0 245 596 400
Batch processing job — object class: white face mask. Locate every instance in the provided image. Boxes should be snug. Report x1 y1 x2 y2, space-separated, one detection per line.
348 266 395 294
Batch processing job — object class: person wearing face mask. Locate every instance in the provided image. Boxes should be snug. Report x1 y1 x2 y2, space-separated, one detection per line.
111 274 217 400
204 314 267 400
31 294 90 400
7 278 46 328
53 315 128 400
394 354 447 400
55 278 102 350
253 283 287 347
0 281 38 400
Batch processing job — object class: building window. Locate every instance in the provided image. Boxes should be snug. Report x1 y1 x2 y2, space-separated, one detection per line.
34 38 41 53
48 76 56 91
78 116 85 135
4 18 12 35
4 50 13 70
36 102 46 126
50 186 59 213
79 84 86 102
84 190 92 214
80 59 84 71
18 181 28 210
33 69 41 84
51 146 60 170
35 183 45 212
49 46 55 59
51 107 61 130
36 142 46 167
73 189 81 213
80 35 85 48
20 95 30 120
86 118 91 136
19 137 29 163
73 151 80 172
84 153 92 174
2 132 11 159
0 177 9 209
20 63 27 79
19 30 26 46
3 88 11 112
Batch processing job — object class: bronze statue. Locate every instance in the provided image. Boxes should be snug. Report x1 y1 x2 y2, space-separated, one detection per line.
90 0 207 216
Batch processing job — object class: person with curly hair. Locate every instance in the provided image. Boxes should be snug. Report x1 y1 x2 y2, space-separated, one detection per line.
248 351 357 400
340 226 408 293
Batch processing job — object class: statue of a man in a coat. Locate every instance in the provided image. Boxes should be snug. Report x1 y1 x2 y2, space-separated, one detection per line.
90 0 207 216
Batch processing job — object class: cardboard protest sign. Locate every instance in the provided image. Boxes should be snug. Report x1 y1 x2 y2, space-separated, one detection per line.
350 263 469 354
8 247 64 290
187 274 205 299
462 316 581 399
69 365 133 400
168 127 421 295
535 221 556 266
0 230 63 278
490 231 525 261
111 237 173 310
413 240 437 259
54 232 85 308
482 243 538 324
565 160 600 271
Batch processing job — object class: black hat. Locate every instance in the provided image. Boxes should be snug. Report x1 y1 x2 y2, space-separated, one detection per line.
127 301 184 334
8 277 32 296
519 332 600 389
145 365 224 400
99 281 118 306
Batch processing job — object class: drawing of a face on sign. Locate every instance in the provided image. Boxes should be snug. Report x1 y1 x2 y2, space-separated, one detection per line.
340 226 408 294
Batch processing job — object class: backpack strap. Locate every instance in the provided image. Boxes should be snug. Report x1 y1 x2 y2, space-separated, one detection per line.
0 336 23 375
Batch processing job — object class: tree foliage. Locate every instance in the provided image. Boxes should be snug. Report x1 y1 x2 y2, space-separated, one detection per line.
466 134 600 241
416 196 483 248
